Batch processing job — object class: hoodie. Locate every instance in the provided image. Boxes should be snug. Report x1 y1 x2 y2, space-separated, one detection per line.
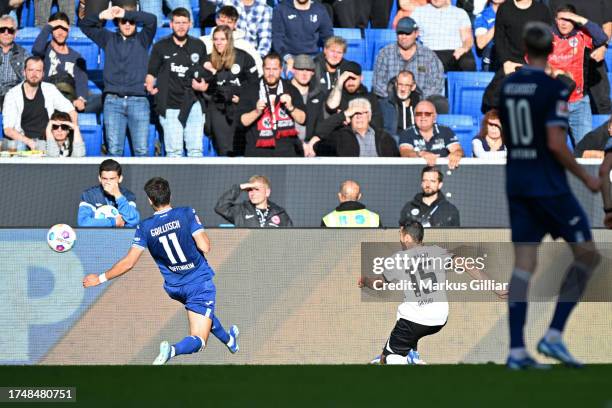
399 192 460 227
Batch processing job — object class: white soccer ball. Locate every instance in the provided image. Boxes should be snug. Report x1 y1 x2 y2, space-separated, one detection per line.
94 205 119 219
47 224 76 253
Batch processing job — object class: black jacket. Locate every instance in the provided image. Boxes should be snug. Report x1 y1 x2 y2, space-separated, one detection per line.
313 53 352 93
399 192 460 227
322 85 383 136
215 184 293 227
574 122 611 157
301 82 328 141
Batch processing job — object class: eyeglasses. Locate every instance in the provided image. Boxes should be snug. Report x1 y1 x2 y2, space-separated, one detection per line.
487 122 501 128
352 111 369 117
52 124 71 131
118 18 136 25
52 25 69 32
0 27 16 34
415 112 434 117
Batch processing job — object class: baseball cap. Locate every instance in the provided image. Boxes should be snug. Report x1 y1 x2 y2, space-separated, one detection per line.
396 17 418 35
293 54 315 70
343 61 362 76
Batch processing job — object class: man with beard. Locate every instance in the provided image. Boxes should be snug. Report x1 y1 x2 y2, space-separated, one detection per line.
398 166 460 227
272 0 333 73
380 70 422 142
3 56 76 151
146 7 209 157
313 36 352 93
239 52 306 157
32 12 99 113
80 3 157 157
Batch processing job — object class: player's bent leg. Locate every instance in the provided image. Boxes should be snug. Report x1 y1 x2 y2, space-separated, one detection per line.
210 314 240 353
187 308 213 342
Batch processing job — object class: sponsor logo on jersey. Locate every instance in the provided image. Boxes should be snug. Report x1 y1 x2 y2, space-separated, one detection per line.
271 215 281 225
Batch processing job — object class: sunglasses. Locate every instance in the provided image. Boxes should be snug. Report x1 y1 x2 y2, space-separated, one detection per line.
415 112 434 117
118 18 136 25
487 122 501 128
52 25 69 32
52 124 71 131
0 26 15 34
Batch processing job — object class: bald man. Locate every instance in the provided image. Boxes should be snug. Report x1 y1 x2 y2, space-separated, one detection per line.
398 100 464 169
321 180 381 227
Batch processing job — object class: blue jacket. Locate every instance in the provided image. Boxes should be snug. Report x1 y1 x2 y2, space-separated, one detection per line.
78 10 156 96
272 0 333 59
78 185 140 227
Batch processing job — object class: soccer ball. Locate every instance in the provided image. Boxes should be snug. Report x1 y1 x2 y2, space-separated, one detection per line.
47 224 76 253
94 205 119 219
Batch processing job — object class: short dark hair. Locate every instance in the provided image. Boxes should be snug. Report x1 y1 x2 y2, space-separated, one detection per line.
218 5 239 21
171 7 191 21
400 220 424 243
99 159 122 176
263 51 282 66
144 177 171 207
523 22 554 60
49 11 70 25
555 3 577 15
24 55 44 69
421 165 443 182
51 110 71 122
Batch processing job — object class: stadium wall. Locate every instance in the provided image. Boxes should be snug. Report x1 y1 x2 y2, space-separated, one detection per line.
2 228 610 365
0 158 606 228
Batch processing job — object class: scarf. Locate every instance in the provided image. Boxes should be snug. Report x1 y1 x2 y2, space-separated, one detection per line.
255 80 298 148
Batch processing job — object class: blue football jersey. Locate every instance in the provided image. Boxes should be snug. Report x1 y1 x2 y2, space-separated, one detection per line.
500 66 571 197
132 207 214 286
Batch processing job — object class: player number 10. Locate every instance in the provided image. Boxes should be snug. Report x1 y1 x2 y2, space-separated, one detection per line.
505 98 534 146
159 233 187 265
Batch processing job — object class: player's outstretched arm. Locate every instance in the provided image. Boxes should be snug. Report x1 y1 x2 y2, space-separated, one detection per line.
547 126 600 192
83 246 144 287
193 230 211 254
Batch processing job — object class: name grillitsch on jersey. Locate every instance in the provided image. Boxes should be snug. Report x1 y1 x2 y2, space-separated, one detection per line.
150 220 181 237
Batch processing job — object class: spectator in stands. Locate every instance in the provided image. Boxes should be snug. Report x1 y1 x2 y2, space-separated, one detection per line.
140 0 193 27
35 0 75 28
215 175 293 227
206 0 273 57
380 70 422 142
0 1 24 18
574 115 612 158
45 110 85 157
411 0 476 72
238 52 306 157
321 180 381 227
146 8 208 158
472 108 506 158
32 12 101 114
3 56 77 151
548 5 607 144
324 61 383 129
481 0 551 112
290 54 326 143
548 0 612 114
313 36 352 93
272 0 333 73
392 0 428 29
203 25 258 156
81 0 137 20
200 5 263 76
0 15 27 112
372 17 447 113
474 0 505 72
398 100 463 169
305 98 399 157
399 165 460 227
78 159 140 228
80 4 156 156
330 0 394 29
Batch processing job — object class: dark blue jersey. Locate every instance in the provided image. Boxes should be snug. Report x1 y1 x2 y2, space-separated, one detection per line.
500 66 571 196
605 138 612 153
132 207 214 286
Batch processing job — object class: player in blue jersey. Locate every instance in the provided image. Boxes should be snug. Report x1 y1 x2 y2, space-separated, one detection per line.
499 22 601 370
83 177 239 365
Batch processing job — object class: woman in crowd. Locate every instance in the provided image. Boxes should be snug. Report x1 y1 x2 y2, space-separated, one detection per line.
45 111 85 157
472 109 506 158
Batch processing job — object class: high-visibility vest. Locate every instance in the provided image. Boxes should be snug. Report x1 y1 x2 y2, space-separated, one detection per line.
322 209 380 227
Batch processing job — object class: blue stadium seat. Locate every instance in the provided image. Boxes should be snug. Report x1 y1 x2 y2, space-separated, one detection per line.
609 73 612 102
14 27 40 53
202 135 218 157
20 0 35 27
67 40 100 70
436 114 477 157
446 71 494 118
592 114 610 129
123 125 158 157
364 28 396 71
361 70 373 91
154 27 201 42
0 113 3 138
606 47 612 72
81 125 103 156
333 28 366 68
88 80 102 94
78 113 97 127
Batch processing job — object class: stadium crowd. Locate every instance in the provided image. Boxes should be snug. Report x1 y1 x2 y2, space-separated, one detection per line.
0 0 610 160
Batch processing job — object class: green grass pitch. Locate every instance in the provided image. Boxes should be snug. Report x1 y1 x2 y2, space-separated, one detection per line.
0 365 610 407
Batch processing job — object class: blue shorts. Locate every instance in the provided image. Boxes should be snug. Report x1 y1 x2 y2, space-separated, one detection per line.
508 194 592 243
164 279 216 318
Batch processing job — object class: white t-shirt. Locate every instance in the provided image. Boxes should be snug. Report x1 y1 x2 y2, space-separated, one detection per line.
383 245 450 326
411 4 472 51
